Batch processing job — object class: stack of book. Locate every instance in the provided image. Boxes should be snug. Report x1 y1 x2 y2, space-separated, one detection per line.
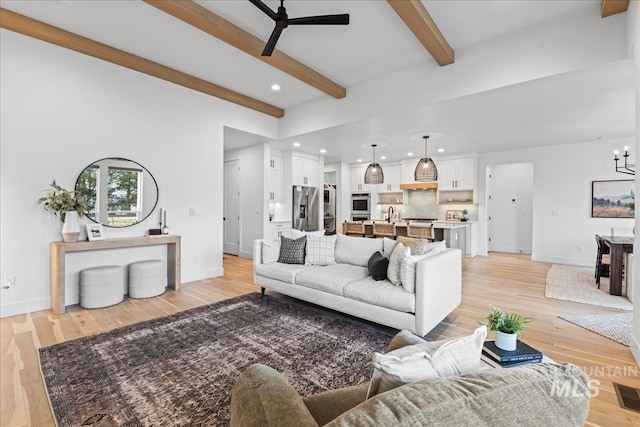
481 340 543 368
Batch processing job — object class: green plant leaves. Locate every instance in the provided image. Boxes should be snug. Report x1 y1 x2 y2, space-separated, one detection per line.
483 305 533 335
38 180 87 223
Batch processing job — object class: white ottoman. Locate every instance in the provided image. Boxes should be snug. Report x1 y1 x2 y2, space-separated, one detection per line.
128 260 167 299
80 265 124 309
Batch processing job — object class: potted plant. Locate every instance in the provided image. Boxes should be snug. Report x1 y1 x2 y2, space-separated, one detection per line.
484 305 533 351
38 181 87 242
461 209 469 221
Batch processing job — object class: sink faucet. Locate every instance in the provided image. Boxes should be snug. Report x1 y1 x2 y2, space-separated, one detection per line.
387 206 395 223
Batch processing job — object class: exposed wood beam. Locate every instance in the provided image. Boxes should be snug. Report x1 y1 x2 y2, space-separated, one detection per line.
143 0 346 99
601 0 630 18
386 0 454 66
0 8 284 118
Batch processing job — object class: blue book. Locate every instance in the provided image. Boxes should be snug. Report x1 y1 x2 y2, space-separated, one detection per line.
483 340 543 363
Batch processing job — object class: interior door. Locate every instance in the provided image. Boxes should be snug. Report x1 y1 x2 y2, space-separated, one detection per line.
487 163 534 253
224 160 240 255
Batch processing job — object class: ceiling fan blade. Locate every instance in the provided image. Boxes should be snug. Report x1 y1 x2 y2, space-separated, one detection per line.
262 24 284 56
288 14 349 25
248 0 277 21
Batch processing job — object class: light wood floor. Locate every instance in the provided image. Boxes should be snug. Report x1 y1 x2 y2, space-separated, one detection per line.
1 253 639 426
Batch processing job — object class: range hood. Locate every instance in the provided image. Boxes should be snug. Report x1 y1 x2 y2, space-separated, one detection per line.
400 182 438 190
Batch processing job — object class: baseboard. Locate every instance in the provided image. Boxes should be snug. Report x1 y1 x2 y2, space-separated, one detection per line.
488 246 532 254
239 251 253 259
0 296 51 318
532 255 593 267
631 329 640 367
181 268 223 284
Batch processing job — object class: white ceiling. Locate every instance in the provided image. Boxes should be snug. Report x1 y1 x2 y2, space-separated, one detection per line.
2 0 634 163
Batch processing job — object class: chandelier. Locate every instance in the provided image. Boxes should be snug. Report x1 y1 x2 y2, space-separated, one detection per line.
364 144 384 184
614 146 635 175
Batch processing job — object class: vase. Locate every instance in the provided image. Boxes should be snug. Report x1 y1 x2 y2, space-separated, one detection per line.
495 331 517 351
62 211 81 243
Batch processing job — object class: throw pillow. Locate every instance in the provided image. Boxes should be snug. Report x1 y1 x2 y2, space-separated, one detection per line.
367 251 389 281
305 235 337 266
400 243 447 293
366 325 487 399
396 236 443 255
277 236 306 264
262 239 281 264
386 243 410 286
382 237 397 259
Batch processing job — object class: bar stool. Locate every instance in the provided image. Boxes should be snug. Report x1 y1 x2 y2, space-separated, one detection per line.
80 265 125 309
345 221 366 237
128 260 167 299
407 223 434 240
372 222 396 239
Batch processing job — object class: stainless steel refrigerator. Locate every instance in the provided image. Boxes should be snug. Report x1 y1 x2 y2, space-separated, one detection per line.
292 186 319 231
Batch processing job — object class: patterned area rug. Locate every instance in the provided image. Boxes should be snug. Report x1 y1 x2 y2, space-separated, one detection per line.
560 312 632 346
545 264 633 310
39 293 391 426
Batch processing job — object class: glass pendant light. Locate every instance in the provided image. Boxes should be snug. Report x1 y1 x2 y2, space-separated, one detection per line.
364 144 384 184
414 135 438 181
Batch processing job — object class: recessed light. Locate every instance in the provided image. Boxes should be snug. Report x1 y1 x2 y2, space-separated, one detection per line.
320 149 326 154
271 84 281 91
357 158 363 162
407 152 414 156
438 148 445 153
380 155 387 160
293 142 300 147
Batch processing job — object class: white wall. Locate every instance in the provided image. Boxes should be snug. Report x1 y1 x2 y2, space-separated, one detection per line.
477 138 635 266
627 0 640 366
0 30 277 317
224 143 269 258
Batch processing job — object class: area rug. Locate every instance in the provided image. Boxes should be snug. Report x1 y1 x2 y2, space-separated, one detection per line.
545 264 633 310
39 293 392 426
560 312 632 346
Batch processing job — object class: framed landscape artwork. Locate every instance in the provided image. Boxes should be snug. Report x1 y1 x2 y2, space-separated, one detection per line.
591 180 635 218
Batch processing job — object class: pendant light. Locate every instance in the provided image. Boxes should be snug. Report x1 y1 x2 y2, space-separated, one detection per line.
364 144 384 184
414 135 438 181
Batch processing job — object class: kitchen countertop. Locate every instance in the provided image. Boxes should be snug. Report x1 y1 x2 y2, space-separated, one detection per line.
361 220 473 228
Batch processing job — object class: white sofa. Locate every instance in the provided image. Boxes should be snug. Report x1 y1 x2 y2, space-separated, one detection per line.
252 234 462 336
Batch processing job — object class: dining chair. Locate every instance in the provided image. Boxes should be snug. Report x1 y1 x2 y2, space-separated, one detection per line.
372 222 396 239
595 234 610 289
610 227 634 237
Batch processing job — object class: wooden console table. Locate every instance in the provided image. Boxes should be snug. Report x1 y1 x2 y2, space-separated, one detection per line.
51 235 181 314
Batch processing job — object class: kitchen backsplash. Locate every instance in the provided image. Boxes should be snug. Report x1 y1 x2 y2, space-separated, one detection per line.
377 189 478 220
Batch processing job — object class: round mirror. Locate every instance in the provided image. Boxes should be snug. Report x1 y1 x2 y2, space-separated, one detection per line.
75 158 159 228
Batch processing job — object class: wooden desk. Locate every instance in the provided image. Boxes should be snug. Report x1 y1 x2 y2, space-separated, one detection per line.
601 235 633 296
51 235 181 314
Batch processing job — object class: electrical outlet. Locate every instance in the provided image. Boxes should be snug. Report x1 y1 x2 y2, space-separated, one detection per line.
2 276 15 289
578 245 584 253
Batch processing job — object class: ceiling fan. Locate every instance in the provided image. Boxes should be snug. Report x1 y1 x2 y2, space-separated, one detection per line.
249 0 350 56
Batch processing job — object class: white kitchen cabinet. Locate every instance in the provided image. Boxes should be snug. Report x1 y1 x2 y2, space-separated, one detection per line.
350 165 369 193
292 155 319 188
269 155 283 202
437 158 475 191
266 221 291 241
378 164 401 192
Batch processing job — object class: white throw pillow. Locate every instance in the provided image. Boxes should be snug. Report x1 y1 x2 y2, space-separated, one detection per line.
305 234 337 266
387 243 410 286
367 325 487 399
400 243 447 293
262 239 281 264
382 237 398 259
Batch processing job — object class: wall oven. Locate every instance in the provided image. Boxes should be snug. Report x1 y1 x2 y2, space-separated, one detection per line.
351 192 371 216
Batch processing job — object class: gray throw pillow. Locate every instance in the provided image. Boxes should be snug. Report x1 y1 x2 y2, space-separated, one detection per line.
278 236 306 264
367 251 389 281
